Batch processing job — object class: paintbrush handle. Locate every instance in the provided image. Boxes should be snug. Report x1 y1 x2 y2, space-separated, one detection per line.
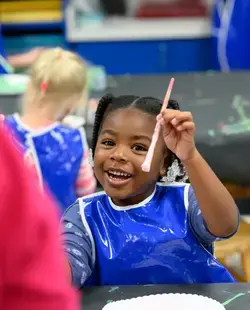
161 77 175 112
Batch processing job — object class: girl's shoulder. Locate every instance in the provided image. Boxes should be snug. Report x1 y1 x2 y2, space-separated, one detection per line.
77 191 107 209
62 191 107 219
157 182 189 191
78 191 107 204
156 182 191 205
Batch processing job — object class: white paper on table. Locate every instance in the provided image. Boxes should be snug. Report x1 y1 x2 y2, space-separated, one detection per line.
102 293 225 310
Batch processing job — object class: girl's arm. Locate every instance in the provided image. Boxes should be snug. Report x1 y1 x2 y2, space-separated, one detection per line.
75 127 96 197
61 203 93 288
184 149 238 238
188 185 239 245
7 47 43 69
75 149 96 197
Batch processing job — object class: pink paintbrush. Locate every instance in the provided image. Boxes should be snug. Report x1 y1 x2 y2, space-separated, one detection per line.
141 78 175 172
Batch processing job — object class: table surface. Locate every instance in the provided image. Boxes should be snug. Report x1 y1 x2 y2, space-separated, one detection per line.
82 283 250 310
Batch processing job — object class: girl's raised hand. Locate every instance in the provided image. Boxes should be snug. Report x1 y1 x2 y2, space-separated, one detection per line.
157 109 197 162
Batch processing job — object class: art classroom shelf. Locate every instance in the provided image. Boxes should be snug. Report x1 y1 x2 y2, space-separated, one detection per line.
0 0 63 32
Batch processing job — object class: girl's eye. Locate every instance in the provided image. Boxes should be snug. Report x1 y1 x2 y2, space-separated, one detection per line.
132 145 148 152
101 140 115 147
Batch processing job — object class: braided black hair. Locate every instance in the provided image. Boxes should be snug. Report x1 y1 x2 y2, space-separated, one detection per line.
92 94 186 182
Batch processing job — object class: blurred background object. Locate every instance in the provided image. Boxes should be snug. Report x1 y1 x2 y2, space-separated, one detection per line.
0 0 217 75
0 124 79 310
135 0 208 18
1 0 64 53
65 0 212 75
215 218 250 282
212 0 250 71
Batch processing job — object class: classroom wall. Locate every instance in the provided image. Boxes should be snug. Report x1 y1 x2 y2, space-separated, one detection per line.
2 0 215 74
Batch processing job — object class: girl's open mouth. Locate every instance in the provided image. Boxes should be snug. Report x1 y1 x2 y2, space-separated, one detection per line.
105 170 132 186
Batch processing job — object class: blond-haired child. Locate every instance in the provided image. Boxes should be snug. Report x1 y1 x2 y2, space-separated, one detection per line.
5 48 96 212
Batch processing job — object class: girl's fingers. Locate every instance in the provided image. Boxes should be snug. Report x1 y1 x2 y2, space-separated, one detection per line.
156 114 163 121
159 118 172 136
176 121 195 132
160 110 193 123
159 111 194 128
174 111 193 122
157 110 180 125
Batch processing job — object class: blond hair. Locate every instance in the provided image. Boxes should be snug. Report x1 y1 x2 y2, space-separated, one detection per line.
23 48 87 115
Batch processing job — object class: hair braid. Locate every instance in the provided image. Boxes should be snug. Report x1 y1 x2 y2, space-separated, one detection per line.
92 94 114 154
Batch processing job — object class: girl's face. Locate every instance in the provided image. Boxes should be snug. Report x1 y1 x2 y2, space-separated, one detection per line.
94 107 168 206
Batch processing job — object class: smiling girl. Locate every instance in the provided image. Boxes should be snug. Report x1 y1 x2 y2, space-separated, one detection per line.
62 94 239 287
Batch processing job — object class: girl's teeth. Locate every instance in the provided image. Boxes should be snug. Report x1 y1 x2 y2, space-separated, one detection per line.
108 171 131 177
